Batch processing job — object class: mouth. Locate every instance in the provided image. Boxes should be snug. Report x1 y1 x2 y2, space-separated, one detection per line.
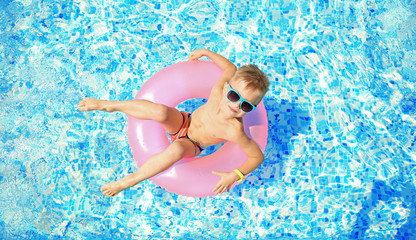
228 106 238 113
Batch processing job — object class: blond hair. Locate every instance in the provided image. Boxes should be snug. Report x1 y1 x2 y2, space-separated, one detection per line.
233 64 269 94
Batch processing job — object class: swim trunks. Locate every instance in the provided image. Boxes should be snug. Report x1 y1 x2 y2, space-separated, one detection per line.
167 112 203 157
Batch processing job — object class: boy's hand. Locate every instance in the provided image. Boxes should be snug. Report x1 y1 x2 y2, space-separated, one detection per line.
188 49 206 61
212 171 240 195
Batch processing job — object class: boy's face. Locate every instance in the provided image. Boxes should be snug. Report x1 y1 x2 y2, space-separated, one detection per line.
221 78 265 118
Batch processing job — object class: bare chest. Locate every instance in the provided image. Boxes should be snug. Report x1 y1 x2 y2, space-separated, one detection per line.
188 108 228 146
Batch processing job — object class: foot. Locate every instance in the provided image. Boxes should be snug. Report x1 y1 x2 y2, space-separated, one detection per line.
100 180 128 197
78 98 107 111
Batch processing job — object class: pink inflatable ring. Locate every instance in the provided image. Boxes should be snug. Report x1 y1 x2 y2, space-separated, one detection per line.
127 60 268 197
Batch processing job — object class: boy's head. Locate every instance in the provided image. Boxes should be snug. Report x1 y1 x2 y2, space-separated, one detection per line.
232 64 269 96
223 64 269 117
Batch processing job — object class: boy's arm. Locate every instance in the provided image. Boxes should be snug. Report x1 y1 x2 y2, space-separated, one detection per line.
212 130 264 195
189 49 236 73
189 49 236 91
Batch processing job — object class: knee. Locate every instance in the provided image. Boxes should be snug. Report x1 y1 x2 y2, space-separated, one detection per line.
165 141 186 161
151 104 170 122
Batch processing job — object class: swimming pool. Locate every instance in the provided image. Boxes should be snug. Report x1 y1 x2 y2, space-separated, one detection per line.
1 0 415 238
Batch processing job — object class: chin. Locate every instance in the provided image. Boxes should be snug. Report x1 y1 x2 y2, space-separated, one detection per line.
229 110 246 118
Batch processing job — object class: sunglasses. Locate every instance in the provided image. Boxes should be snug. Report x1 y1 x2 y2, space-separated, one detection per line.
226 83 257 113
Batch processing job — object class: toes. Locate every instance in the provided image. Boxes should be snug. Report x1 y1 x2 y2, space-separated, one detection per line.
101 183 119 197
78 98 101 112
104 190 113 197
78 100 87 111
102 189 113 197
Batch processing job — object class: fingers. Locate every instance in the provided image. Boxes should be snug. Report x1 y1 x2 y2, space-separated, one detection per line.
212 182 230 195
188 52 196 60
212 171 230 195
212 171 233 195
188 54 199 61
212 184 220 195
212 182 222 195
213 185 229 195
188 49 204 61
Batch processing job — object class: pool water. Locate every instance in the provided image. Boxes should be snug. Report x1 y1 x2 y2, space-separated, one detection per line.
1 0 416 239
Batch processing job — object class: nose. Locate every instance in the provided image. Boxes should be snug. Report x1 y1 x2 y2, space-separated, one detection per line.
230 101 241 110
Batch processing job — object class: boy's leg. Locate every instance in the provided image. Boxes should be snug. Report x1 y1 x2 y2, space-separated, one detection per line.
100 138 198 197
78 98 183 134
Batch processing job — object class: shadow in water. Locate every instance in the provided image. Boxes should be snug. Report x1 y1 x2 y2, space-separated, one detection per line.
253 96 312 185
349 180 416 239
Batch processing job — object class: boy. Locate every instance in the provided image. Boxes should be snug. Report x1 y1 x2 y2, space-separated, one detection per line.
78 49 269 196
